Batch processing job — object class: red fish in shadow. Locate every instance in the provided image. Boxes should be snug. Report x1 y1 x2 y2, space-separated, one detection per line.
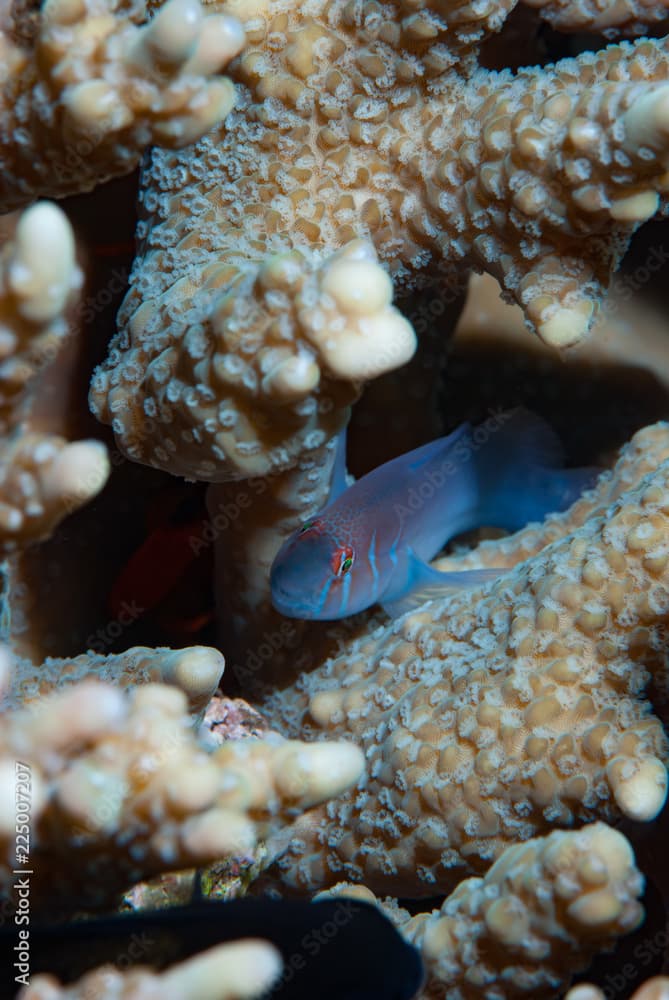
108 489 213 637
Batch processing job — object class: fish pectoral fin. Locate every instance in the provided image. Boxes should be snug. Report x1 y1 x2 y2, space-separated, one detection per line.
381 549 501 618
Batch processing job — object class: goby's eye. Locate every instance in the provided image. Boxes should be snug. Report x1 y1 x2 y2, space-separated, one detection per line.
332 546 354 575
300 520 315 534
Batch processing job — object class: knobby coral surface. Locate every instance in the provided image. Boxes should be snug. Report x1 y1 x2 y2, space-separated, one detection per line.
18 939 282 1000
86 0 669 670
321 822 645 999
89 0 669 488
0 0 246 210
523 0 669 35
262 423 669 898
0 668 364 907
0 201 109 553
6 643 226 716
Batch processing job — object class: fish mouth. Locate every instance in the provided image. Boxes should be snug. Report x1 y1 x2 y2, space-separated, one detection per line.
269 584 318 620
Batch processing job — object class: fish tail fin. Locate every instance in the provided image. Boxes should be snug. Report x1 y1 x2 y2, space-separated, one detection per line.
474 408 602 531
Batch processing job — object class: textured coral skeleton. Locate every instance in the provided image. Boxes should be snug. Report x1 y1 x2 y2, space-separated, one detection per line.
89 0 669 485
0 0 668 995
19 939 283 999
320 822 646 999
0 202 110 552
0 0 246 209
0 662 364 908
87 0 669 674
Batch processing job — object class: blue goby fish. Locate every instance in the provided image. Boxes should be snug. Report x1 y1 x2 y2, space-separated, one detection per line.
270 409 601 620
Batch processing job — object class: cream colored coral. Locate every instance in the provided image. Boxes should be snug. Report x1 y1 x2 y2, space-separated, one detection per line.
4 644 226 716
0 203 82 429
522 0 669 36
261 423 669 898
89 3 669 482
0 432 109 554
0 202 109 552
323 822 644 999
567 978 669 1000
91 237 414 481
0 676 364 906
19 939 282 1000
0 0 245 210
301 240 416 381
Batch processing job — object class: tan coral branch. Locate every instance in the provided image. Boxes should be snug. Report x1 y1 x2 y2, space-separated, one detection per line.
435 421 669 574
522 0 669 37
5 644 226 716
18 939 283 1000
321 822 645 999
90 9 669 485
0 202 109 553
0 675 364 907
0 0 245 210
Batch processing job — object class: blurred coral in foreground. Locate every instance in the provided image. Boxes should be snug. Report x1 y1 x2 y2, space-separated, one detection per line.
0 203 109 553
19 940 282 1000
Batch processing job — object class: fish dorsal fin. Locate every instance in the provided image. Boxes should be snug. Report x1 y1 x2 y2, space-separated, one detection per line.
474 409 601 531
403 422 471 476
380 547 501 618
500 408 564 468
328 426 352 503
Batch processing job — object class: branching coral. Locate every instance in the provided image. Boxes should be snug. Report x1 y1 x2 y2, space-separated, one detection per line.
522 0 669 36
0 0 246 210
92 238 413 481
18 939 283 1000
567 978 669 1000
5 643 226 716
86 0 669 671
89 0 669 487
0 201 109 552
434 419 669 574
261 422 669 898
0 671 364 907
320 822 645 999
